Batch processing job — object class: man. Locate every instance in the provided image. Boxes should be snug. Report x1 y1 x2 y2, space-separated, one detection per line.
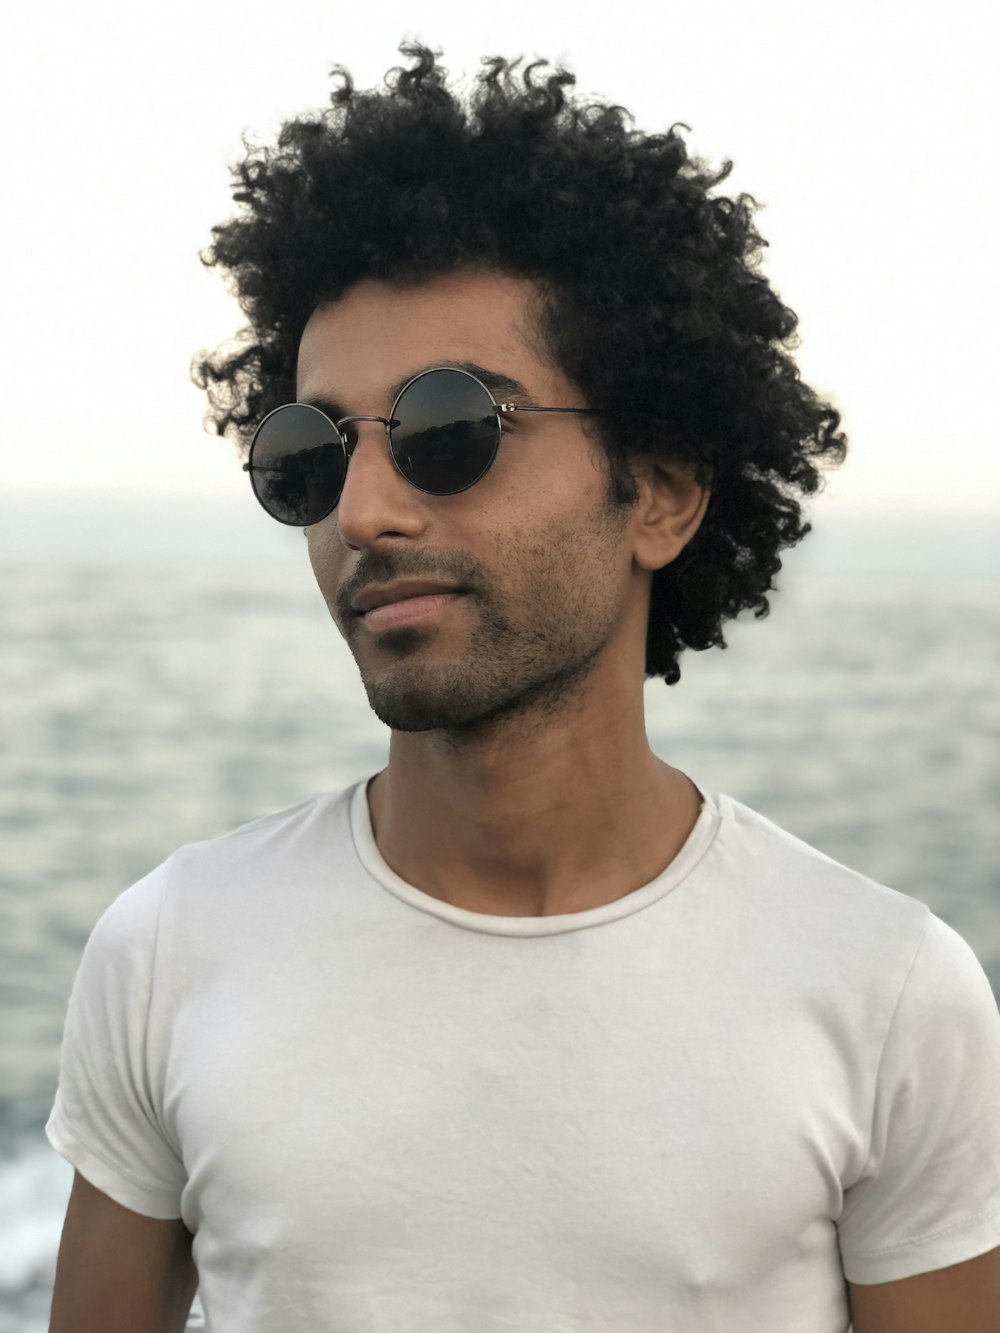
47 40 1000 1333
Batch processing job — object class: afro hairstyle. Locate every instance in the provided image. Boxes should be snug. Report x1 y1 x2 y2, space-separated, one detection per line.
192 39 849 686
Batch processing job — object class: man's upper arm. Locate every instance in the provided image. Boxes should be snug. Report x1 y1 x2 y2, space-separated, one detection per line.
49 1169 198 1333
848 1244 1000 1333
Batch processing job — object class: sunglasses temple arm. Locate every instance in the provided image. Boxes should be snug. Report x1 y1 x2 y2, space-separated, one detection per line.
499 406 612 415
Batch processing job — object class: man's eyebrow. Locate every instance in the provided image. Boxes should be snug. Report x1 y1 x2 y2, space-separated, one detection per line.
299 360 539 419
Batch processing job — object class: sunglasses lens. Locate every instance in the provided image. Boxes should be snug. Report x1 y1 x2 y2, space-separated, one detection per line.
248 403 345 526
392 369 498 495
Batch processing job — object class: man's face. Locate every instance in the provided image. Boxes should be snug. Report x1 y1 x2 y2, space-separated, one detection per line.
298 266 644 735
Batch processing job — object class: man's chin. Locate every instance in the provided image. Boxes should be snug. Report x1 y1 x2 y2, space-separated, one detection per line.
363 686 505 735
362 686 466 734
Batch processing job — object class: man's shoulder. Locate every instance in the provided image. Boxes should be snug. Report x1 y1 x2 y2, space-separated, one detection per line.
193 785 349 849
101 782 360 931
167 782 357 879
70 782 365 1008
714 788 930 934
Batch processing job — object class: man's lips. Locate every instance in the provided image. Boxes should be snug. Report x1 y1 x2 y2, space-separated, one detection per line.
360 590 468 630
352 581 467 614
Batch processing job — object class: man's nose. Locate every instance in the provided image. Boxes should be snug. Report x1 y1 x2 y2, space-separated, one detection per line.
334 418 425 544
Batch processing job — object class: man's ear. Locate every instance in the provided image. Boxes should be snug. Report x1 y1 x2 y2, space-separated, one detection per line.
631 453 711 572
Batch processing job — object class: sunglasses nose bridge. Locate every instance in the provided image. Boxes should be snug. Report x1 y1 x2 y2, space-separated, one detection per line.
336 414 393 460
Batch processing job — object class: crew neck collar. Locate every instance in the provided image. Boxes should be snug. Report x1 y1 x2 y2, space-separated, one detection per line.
348 771 724 936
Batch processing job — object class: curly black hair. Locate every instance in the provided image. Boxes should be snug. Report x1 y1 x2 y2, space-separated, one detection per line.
192 39 848 686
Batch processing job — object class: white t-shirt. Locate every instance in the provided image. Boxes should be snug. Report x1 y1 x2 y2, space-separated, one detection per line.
47 773 1000 1333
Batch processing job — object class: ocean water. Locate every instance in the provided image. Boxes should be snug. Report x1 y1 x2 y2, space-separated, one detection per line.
2 550 998 1330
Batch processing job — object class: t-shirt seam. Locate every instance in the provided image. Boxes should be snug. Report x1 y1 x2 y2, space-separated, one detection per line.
50 1113 176 1198
145 851 182 1159
848 1200 1000 1258
838 904 934 1225
348 778 726 932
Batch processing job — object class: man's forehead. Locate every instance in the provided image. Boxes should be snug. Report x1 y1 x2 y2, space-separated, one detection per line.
294 271 564 408
296 358 541 418
303 266 540 328
299 266 542 349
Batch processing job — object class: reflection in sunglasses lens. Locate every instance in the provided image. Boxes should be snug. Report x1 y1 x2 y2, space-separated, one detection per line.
392 370 498 495
251 404 345 525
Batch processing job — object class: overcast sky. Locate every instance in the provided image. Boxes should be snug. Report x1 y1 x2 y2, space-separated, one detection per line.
4 0 996 517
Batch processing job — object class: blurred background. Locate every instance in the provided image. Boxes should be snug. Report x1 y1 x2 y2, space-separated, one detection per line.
2 0 997 1327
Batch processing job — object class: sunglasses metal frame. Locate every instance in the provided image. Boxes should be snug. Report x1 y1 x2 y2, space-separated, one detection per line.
243 365 614 526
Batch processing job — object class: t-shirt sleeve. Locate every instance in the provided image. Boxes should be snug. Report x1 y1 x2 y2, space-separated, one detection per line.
45 856 187 1220
837 909 1000 1283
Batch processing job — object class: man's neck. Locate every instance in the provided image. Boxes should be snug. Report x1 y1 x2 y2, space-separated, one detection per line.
364 728 703 918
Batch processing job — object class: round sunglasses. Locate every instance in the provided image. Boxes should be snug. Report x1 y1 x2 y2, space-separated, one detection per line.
243 365 614 527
